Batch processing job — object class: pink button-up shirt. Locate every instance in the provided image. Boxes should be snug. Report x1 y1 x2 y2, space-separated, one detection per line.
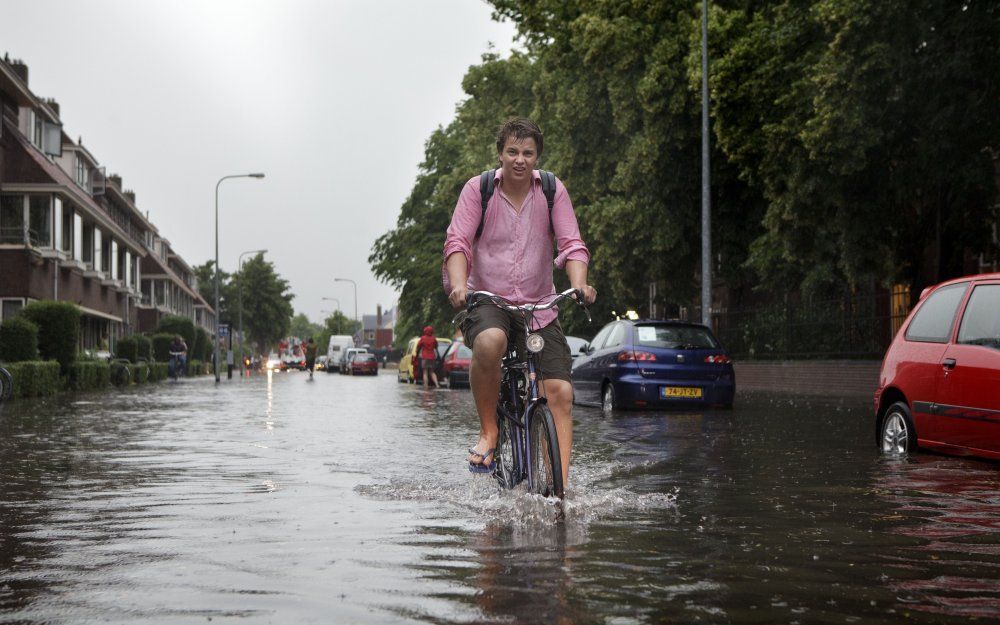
443 169 590 328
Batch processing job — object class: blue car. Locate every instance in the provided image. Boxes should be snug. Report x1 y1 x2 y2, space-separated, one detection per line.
571 319 735 411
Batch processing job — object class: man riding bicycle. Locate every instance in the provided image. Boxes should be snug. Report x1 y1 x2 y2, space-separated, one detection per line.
169 334 188 378
443 117 597 487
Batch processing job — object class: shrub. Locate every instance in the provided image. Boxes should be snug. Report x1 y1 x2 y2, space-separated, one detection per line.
131 362 150 384
0 317 39 362
152 333 173 361
67 360 111 391
157 315 196 351
148 362 168 382
116 336 139 363
194 327 209 363
188 359 204 376
21 301 79 372
135 335 153 361
4 361 61 398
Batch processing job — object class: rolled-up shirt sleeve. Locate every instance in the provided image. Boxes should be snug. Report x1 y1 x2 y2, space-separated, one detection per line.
442 177 481 292
551 178 590 269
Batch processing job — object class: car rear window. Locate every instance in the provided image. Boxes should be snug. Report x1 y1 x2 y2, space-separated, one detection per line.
356 354 376 362
634 324 719 349
905 282 968 343
957 284 1000 350
456 344 472 358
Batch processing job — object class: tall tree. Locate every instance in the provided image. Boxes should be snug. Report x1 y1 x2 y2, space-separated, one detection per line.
234 254 294 350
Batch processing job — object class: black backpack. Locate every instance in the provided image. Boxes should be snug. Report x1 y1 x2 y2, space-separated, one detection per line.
475 168 557 239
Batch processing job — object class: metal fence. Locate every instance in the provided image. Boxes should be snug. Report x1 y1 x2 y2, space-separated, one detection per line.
703 289 911 360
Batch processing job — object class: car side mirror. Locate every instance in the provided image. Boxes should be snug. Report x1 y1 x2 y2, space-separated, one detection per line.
581 344 591 355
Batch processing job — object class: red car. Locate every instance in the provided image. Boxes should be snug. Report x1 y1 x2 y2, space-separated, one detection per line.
875 272 1000 460
350 353 379 376
442 340 472 387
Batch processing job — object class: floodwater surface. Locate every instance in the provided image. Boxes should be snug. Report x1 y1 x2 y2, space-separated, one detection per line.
1 371 997 624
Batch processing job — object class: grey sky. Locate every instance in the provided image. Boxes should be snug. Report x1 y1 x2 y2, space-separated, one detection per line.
1 0 516 324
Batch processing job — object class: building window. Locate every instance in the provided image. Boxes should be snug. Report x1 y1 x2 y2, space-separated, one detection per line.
75 155 90 189
1 298 25 322
101 234 112 275
0 194 25 244
28 195 52 248
61 205 73 252
81 222 94 264
32 110 43 149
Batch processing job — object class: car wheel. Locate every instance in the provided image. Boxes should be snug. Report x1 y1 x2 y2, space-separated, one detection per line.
880 401 915 454
602 383 616 413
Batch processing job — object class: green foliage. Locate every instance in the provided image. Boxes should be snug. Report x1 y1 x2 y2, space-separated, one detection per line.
5 361 61 398
21 301 79 371
289 313 323 342
157 315 196 349
110 360 131 386
234 254 294 349
148 362 168 382
373 0 1000 336
135 335 153 361
152 334 173 362
131 362 150 384
0 316 39 362
115 336 139 363
188 359 204 376
67 361 111 391
193 327 208 363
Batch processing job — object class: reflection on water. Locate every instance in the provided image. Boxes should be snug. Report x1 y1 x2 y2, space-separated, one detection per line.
0 378 997 624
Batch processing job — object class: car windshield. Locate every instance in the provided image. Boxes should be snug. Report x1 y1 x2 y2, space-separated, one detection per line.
356 354 376 362
634 324 719 349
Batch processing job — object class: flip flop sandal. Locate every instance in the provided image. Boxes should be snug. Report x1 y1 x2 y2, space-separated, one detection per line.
467 447 496 474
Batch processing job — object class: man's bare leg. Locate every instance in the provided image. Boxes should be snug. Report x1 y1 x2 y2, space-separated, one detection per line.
467 328 506 465
540 379 573 486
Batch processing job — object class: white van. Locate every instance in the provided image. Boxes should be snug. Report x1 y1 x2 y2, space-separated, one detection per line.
326 335 354 374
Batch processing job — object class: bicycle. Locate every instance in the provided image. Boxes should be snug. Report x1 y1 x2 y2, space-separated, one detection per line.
0 365 13 401
168 351 186 380
110 358 131 386
462 288 590 499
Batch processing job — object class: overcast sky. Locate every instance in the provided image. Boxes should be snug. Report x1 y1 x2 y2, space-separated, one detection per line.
1 0 517 324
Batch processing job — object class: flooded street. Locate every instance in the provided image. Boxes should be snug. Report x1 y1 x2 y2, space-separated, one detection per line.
1 372 998 624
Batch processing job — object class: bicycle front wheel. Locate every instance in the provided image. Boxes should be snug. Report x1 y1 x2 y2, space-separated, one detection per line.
527 404 564 498
493 408 516 489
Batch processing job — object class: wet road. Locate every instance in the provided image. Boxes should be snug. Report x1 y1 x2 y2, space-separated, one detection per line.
1 370 998 624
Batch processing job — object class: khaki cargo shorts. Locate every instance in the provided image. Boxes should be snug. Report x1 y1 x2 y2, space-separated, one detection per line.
460 304 573 382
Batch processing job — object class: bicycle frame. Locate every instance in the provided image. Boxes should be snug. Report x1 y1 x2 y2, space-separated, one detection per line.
465 288 589 491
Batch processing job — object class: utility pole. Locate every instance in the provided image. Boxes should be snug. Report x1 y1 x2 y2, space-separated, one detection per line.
700 0 712 327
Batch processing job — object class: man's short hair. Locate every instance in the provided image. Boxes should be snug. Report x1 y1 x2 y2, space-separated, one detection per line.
496 117 543 156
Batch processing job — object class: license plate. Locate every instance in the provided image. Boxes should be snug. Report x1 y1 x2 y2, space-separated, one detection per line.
661 386 703 398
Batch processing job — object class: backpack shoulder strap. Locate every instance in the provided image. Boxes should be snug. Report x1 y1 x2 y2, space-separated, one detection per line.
476 169 496 239
539 170 556 233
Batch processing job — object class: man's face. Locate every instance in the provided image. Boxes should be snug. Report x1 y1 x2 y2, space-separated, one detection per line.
498 137 538 185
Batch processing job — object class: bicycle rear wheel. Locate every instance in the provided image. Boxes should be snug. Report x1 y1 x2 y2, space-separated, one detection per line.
0 366 12 400
527 404 564 498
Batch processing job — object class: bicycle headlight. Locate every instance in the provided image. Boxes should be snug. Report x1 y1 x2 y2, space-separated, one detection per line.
526 333 545 353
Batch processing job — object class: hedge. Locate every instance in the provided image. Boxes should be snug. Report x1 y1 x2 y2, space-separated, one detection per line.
116 336 139 363
131 362 150 384
152 333 173 362
0 317 39 362
4 361 61 398
189 359 205 376
157 315 196 351
148 362 168 382
67 360 111 392
21 301 79 372
194 327 210 362
136 335 153 361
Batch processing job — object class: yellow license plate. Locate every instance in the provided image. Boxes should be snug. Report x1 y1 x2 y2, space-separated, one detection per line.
661 386 703 398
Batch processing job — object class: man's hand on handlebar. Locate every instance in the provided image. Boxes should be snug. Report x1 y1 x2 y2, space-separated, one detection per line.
574 284 597 306
448 286 469 310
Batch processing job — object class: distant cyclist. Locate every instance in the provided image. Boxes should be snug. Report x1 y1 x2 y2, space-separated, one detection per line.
169 334 188 378
443 117 596 484
304 337 318 380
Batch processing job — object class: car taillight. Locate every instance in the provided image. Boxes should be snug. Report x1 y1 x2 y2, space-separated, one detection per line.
704 355 732 364
618 351 657 361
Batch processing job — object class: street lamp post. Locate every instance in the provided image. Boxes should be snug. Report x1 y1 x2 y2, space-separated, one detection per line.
333 278 357 341
215 173 265 383
700 0 712 327
321 297 341 334
238 248 267 375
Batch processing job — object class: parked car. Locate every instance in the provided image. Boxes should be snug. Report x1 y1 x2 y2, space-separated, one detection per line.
571 319 735 411
875 273 1000 461
326 335 354 374
566 335 589 360
351 352 379 376
413 338 452 383
315 355 328 371
398 337 420 383
339 347 368 374
442 340 473 387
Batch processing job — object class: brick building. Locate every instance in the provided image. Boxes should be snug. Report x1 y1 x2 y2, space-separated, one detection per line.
0 55 213 352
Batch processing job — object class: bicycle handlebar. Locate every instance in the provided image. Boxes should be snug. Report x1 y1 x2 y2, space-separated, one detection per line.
466 288 592 323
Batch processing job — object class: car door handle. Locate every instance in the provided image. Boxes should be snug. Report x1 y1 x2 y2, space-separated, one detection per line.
942 358 957 370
